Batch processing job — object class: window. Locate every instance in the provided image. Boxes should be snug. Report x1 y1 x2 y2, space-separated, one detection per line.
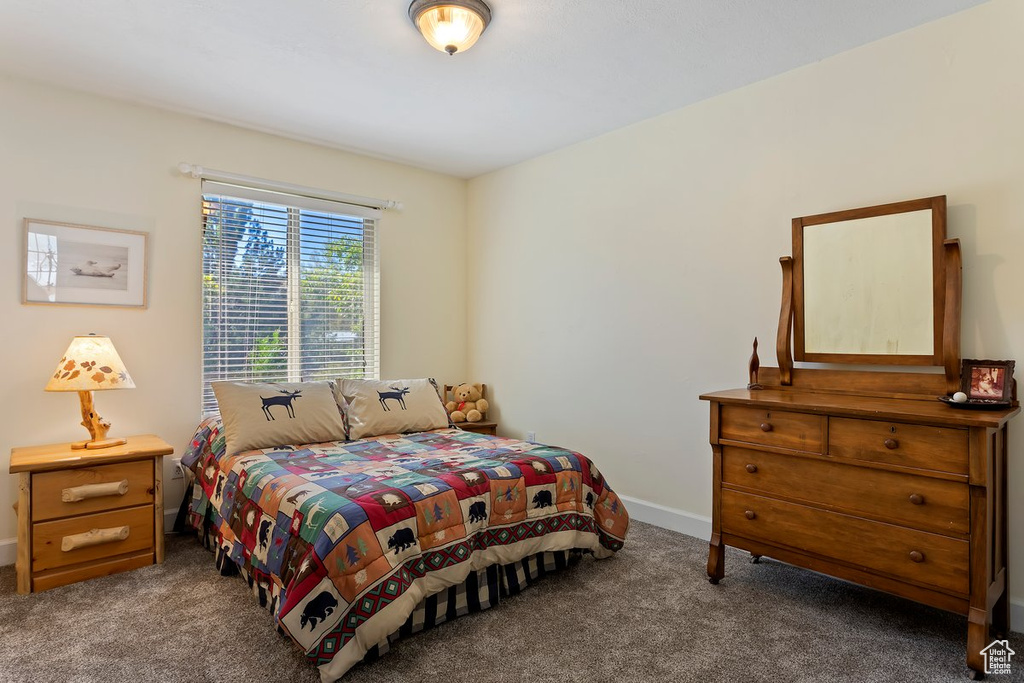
201 181 379 414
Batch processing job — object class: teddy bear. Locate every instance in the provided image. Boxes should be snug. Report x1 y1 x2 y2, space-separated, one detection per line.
446 383 489 423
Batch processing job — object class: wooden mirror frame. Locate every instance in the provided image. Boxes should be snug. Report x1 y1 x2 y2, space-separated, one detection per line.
792 196 948 367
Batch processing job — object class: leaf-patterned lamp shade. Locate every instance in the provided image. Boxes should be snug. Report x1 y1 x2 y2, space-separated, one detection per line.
45 334 135 392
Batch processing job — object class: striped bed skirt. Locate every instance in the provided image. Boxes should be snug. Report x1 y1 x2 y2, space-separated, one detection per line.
189 510 581 669
364 548 579 663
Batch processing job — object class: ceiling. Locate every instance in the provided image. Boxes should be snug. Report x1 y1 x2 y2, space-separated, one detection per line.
0 0 988 178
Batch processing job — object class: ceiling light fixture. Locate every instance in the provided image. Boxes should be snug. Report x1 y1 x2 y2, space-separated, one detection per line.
409 0 491 56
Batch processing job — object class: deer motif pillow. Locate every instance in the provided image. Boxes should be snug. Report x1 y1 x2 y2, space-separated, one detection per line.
337 378 450 440
212 381 348 455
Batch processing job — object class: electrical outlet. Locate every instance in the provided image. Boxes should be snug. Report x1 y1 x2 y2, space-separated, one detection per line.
526 431 536 443
171 458 184 480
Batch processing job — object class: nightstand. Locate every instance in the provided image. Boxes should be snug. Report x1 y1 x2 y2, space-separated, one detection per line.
456 421 498 436
9 434 173 593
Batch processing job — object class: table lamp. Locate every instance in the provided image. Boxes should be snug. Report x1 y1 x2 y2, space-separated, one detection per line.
45 334 135 450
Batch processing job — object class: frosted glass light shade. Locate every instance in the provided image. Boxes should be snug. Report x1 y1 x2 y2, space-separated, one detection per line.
45 334 135 392
410 0 491 55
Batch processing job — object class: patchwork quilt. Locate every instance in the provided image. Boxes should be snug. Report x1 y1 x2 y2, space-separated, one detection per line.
182 418 629 681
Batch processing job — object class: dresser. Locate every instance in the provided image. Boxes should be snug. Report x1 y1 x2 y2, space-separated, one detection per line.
703 378 1016 672
704 196 1020 678
10 434 173 593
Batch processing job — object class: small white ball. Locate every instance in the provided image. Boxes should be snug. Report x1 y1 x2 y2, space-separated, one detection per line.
952 392 968 403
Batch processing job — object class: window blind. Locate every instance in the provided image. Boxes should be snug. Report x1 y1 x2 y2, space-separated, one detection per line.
201 180 380 414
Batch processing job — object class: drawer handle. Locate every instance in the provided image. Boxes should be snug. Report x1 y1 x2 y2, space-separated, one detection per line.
744 510 757 520
61 479 129 503
61 525 130 552
745 464 758 474
884 438 899 450
760 423 773 432
909 550 925 563
909 493 924 505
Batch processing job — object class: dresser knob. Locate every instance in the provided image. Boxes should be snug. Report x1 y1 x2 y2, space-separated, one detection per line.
744 510 756 520
909 493 924 505
884 438 899 450
760 423 773 432
909 550 925 563
745 464 758 474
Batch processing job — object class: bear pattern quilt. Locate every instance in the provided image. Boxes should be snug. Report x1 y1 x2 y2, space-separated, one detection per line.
182 418 628 681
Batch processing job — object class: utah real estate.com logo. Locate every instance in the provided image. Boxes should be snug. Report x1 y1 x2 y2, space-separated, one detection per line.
981 639 1015 675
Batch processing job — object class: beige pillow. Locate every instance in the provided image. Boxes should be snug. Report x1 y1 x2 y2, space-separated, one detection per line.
338 378 450 440
212 381 347 455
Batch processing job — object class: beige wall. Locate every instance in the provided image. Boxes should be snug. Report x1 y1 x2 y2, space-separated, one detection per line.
0 75 467 543
467 0 1024 600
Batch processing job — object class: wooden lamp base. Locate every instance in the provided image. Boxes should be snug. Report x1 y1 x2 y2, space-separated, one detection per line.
70 390 126 450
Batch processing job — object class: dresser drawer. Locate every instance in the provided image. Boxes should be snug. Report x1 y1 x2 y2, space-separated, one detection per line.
722 490 968 595
722 447 969 535
32 505 154 572
32 460 155 522
828 418 968 475
720 405 822 452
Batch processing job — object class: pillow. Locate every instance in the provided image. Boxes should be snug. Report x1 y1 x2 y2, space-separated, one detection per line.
338 378 450 440
212 381 347 455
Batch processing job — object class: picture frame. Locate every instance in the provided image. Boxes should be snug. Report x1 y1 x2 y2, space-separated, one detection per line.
960 358 1016 403
23 219 148 308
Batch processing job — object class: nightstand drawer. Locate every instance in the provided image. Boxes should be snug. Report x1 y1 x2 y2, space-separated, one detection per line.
33 460 154 522
722 490 968 594
457 421 497 436
722 447 968 535
720 405 823 452
828 417 968 475
32 504 154 572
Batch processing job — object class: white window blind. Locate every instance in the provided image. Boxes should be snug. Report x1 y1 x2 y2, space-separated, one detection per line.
201 180 380 414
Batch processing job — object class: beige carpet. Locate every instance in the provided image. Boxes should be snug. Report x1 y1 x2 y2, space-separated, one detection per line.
0 521 1017 682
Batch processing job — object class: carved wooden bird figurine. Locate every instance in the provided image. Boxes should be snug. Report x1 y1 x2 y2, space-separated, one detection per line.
748 337 762 390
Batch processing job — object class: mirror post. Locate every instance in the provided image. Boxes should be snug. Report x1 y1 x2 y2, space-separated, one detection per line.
777 256 794 385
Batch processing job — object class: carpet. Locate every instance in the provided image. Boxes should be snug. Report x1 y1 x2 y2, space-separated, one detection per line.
0 521 1017 682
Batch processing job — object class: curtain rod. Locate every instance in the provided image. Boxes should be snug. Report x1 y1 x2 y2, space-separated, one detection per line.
177 163 403 211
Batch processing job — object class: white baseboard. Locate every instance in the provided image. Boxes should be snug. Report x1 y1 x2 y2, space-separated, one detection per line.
620 494 712 541
0 510 183 569
619 493 1024 634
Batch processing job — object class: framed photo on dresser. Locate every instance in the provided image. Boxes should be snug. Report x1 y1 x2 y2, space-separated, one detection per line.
960 358 1015 402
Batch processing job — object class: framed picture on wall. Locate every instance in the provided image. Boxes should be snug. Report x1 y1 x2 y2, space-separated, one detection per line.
23 219 148 308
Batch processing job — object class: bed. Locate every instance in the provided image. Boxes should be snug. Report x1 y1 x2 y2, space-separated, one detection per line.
181 414 628 681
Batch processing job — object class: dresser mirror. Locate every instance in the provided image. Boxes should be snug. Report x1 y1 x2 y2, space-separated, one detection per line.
792 196 947 366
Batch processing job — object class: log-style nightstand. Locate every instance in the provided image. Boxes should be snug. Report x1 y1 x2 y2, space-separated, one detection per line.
10 434 173 593
456 421 498 436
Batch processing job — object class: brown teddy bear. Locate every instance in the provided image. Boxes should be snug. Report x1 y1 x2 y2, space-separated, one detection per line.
446 383 489 423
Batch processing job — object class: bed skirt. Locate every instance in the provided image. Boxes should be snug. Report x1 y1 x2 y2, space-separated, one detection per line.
185 494 581 675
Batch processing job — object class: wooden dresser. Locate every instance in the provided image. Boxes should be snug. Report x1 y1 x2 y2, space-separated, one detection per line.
704 196 1020 677
10 435 173 593
703 377 1017 675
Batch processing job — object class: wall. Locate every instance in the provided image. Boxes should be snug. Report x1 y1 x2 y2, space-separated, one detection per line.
467 0 1024 604
0 75 467 551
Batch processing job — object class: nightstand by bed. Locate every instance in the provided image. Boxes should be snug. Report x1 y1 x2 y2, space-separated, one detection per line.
456 420 498 436
10 434 173 593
